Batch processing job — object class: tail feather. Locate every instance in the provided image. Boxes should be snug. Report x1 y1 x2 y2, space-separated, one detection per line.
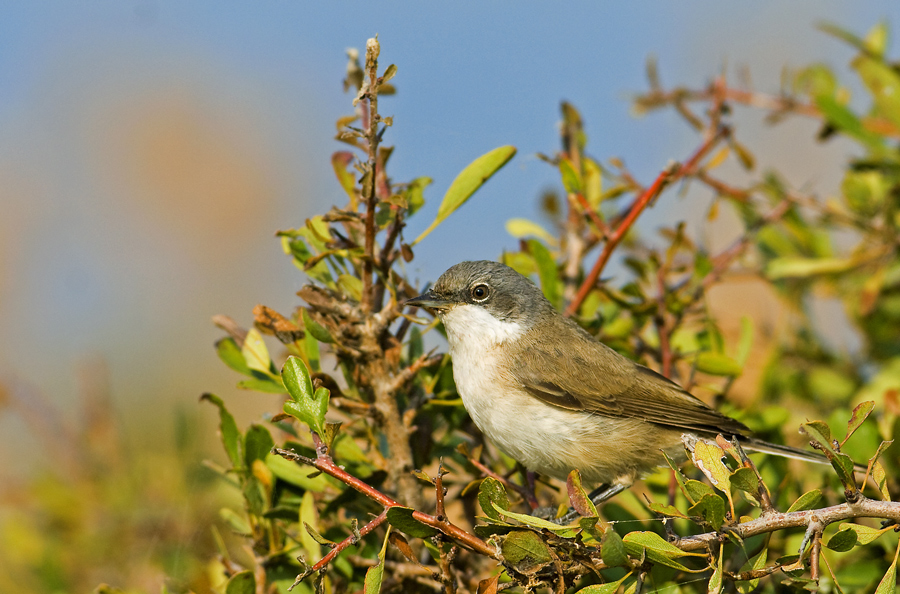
741 437 868 473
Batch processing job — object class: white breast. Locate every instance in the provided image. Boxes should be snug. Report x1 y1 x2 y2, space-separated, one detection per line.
441 304 682 486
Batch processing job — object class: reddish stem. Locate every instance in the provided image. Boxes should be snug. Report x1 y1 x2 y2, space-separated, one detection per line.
290 510 389 589
565 128 727 317
573 192 610 237
273 448 498 560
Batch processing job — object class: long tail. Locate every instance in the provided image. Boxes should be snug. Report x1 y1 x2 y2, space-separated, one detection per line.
741 437 868 473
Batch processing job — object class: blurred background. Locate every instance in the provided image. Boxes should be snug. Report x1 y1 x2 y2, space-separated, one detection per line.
0 2 897 592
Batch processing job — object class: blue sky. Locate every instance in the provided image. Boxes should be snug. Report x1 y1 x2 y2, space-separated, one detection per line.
0 2 896 471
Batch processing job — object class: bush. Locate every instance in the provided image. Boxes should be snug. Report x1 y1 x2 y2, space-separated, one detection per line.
204 26 900 594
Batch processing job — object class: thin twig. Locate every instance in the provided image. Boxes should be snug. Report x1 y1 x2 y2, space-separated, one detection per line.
566 126 727 316
361 37 381 312
273 448 498 559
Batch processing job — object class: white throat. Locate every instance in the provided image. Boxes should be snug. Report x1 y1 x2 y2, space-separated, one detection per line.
440 304 525 355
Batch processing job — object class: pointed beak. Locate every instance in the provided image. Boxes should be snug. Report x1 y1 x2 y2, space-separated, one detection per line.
405 290 452 311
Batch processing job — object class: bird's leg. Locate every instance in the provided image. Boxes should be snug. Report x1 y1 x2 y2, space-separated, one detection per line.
524 470 539 510
588 483 627 506
553 483 627 525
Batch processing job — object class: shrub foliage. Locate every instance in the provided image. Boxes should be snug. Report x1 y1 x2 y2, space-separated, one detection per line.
205 26 900 594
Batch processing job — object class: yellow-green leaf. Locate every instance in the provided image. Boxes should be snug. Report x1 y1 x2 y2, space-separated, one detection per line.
505 218 557 245
242 328 273 374
695 351 742 376
412 145 516 245
364 526 391 594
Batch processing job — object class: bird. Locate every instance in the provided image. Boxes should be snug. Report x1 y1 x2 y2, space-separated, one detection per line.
406 260 834 508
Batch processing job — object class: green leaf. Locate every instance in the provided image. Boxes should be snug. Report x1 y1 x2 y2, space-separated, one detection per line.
684 479 716 503
225 570 255 594
527 238 561 308
331 151 357 205
558 157 582 194
662 452 694 503
813 95 884 149
300 491 323 562
854 54 900 129
281 356 328 434
505 218 557 245
691 441 732 494
386 506 439 538
242 475 266 516
364 526 391 594
736 316 754 367
583 157 603 209
567 469 598 518
838 522 896 545
824 527 858 552
817 21 869 54
501 530 552 567
695 351 742 376
216 337 252 376
648 503 689 519
730 467 759 497
404 176 431 216
800 421 834 453
870 440 893 501
219 508 252 535
844 401 875 444
265 452 329 492
236 376 287 394
411 145 517 245
200 394 242 468
874 543 899 594
337 275 363 302
576 573 631 594
736 548 767 594
244 424 274 466
787 489 823 513
831 452 857 488
241 327 273 374
622 531 705 571
687 493 727 531
600 529 630 567
709 544 724 594
302 308 334 343
490 502 577 537
477 477 509 521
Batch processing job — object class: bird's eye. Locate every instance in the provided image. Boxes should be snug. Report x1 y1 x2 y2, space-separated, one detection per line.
471 284 490 301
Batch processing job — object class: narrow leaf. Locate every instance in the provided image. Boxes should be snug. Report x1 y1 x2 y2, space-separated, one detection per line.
843 401 875 445
787 489 823 513
200 393 242 468
567 469 598 518
412 145 516 245
364 526 391 594
302 308 334 343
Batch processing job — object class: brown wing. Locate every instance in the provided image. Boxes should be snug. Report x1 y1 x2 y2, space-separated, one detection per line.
507 317 750 436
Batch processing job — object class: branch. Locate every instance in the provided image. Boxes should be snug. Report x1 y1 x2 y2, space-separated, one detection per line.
273 448 498 560
674 496 900 552
566 126 727 317
361 37 381 312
